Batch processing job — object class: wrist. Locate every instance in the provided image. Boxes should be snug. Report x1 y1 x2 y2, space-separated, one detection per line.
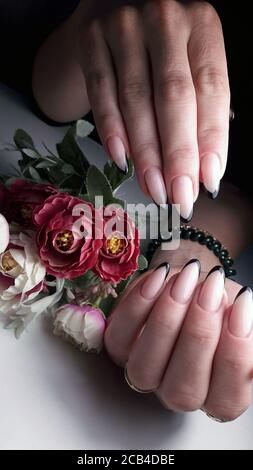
150 238 218 274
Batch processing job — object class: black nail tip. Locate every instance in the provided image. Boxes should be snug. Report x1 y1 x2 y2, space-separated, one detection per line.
206 265 225 279
180 210 193 224
235 286 253 301
155 261 171 279
152 199 171 209
183 258 201 273
206 182 220 200
115 155 128 175
207 189 219 200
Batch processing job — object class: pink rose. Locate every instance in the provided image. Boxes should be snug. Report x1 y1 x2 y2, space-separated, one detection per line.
9 179 58 226
0 183 10 215
94 206 140 284
33 193 103 280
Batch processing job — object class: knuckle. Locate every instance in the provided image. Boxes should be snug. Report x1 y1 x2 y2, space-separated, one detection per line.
186 325 215 348
120 80 151 105
85 69 109 94
192 2 218 24
160 388 203 412
221 354 247 373
148 311 178 335
194 66 230 96
157 73 194 102
199 125 225 141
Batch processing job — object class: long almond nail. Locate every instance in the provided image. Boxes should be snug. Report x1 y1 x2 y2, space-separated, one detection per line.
141 262 170 300
229 287 253 337
201 153 221 199
171 259 200 304
106 136 128 174
198 266 225 312
144 167 167 206
172 175 194 222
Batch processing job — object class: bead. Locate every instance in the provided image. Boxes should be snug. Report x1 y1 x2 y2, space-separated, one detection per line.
219 249 229 259
190 230 199 241
212 241 222 253
198 233 207 245
181 228 190 239
204 235 213 245
225 268 237 277
222 257 234 268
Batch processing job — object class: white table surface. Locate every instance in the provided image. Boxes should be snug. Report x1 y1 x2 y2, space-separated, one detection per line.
0 83 253 450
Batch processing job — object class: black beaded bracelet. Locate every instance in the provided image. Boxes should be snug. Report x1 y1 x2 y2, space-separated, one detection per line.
146 225 237 278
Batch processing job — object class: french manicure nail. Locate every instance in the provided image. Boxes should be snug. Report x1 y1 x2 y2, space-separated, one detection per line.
144 167 167 206
171 259 201 304
198 266 225 312
141 262 170 300
201 153 221 199
229 287 253 337
172 175 194 222
106 136 128 174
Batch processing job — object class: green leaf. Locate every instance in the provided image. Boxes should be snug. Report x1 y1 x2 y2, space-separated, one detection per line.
104 160 134 191
22 149 39 159
56 124 90 176
138 254 148 271
65 271 99 290
29 166 41 182
36 160 56 169
61 163 76 175
86 165 114 207
14 129 37 151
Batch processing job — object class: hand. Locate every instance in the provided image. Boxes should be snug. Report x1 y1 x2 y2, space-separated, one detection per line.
79 0 230 219
105 262 253 421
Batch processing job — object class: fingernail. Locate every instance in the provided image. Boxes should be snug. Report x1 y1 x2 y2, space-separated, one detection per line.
172 175 194 222
141 262 170 300
144 167 167 206
198 266 225 312
229 287 253 337
201 153 221 199
106 136 128 174
171 259 200 304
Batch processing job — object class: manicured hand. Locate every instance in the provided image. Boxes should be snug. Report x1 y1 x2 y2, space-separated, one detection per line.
79 0 230 220
105 262 253 421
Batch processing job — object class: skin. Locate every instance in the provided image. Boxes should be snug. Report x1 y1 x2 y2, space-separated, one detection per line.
105 184 253 420
32 0 252 419
32 0 230 206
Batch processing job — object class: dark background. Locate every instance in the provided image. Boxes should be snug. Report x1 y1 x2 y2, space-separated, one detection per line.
0 1 251 196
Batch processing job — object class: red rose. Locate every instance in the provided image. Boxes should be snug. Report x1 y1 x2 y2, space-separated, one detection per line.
94 206 140 284
0 183 10 215
9 179 58 226
33 193 103 280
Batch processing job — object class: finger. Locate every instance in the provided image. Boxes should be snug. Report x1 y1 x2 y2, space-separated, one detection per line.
105 7 167 205
80 20 129 173
203 286 253 422
158 266 226 411
126 259 200 392
144 0 199 221
104 262 170 366
188 3 230 198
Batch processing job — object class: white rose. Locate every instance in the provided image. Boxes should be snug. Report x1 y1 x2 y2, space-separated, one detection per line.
0 231 46 314
54 304 106 352
0 214 9 254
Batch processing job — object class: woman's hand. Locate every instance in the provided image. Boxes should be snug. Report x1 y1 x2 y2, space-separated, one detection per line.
105 262 253 421
78 0 230 218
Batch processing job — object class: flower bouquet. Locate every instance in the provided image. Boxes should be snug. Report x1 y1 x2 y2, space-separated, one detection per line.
0 121 147 352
